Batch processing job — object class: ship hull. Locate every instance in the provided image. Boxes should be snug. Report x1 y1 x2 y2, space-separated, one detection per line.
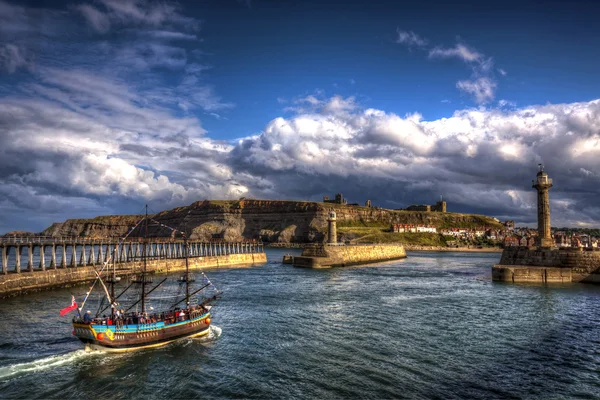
73 312 211 352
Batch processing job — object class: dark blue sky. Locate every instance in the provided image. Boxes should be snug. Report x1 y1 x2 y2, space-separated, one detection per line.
1 0 600 231
197 0 600 139
24 0 600 139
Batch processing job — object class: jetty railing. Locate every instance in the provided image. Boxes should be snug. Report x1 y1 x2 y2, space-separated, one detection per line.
0 238 264 275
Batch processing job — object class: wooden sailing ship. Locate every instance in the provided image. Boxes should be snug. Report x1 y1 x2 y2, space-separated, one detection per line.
70 206 221 352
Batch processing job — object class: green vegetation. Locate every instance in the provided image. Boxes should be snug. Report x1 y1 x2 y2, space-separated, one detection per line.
336 220 388 228
337 225 448 246
55 215 146 224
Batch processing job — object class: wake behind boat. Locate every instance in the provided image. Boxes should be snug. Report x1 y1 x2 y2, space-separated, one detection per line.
64 205 222 352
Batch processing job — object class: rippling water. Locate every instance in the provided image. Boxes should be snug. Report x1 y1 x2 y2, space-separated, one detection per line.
1 249 599 399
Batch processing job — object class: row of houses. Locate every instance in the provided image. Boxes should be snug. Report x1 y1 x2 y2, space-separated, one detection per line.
440 228 488 238
553 232 599 248
503 236 537 247
390 224 437 233
389 221 600 249
503 233 600 248
391 225 519 240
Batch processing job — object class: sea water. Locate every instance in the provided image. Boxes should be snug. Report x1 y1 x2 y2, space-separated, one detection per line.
0 249 599 399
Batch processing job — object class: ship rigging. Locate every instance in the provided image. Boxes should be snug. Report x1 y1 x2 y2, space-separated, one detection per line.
69 205 221 352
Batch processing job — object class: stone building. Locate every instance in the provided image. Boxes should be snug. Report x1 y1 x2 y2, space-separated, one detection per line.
405 204 431 212
431 200 447 212
503 220 515 231
323 193 347 205
405 200 447 213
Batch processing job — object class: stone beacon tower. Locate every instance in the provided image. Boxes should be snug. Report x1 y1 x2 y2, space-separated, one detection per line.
532 165 554 248
327 211 337 244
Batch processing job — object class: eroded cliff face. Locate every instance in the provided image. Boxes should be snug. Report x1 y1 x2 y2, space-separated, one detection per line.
140 200 326 243
40 200 503 243
41 216 145 239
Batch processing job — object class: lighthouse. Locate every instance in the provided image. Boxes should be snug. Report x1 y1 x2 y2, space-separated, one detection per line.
532 165 554 248
327 211 337 244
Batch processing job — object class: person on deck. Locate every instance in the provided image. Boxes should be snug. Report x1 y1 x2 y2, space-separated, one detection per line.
178 310 185 322
83 310 93 323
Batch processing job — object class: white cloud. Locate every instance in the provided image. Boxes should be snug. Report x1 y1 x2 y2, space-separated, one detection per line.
76 0 200 33
396 29 428 47
4 79 600 229
498 68 507 76
232 95 600 226
498 99 516 108
456 77 497 104
0 68 245 220
145 30 197 40
429 42 498 103
395 29 499 104
429 43 482 63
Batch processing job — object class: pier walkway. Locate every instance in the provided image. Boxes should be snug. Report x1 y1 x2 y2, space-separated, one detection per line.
1 237 264 274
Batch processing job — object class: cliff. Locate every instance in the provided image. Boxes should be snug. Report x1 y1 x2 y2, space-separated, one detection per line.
39 200 504 243
41 215 146 239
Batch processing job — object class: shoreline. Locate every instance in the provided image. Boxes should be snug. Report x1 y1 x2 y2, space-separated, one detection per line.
268 243 503 253
404 245 503 253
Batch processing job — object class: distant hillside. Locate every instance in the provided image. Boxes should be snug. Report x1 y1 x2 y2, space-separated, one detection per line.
38 200 503 244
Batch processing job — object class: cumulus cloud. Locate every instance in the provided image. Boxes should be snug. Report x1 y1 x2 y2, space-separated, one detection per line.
232 95 600 227
0 68 246 231
1 2 599 233
0 0 234 231
3 67 600 232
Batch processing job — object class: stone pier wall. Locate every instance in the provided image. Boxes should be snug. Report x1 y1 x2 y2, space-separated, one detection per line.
0 252 266 298
294 244 406 268
493 247 600 284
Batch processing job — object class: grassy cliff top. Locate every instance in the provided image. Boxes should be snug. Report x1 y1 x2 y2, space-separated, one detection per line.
61 215 147 224
41 199 503 234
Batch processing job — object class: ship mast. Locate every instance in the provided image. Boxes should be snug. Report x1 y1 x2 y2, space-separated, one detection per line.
110 246 116 320
184 234 190 308
141 204 148 314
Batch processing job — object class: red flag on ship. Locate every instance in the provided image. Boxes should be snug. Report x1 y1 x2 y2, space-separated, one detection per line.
60 296 78 316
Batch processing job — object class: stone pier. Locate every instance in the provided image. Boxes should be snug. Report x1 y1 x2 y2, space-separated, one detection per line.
293 243 407 268
493 247 600 284
493 167 600 285
0 237 266 297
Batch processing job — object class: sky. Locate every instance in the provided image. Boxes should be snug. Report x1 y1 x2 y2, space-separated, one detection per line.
1 0 600 233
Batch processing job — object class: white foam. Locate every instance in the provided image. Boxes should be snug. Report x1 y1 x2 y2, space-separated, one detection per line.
0 350 102 380
194 325 222 342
